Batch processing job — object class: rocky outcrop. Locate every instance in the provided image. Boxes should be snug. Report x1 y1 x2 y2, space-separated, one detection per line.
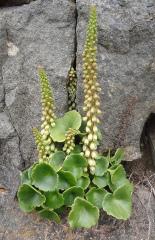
0 0 155 239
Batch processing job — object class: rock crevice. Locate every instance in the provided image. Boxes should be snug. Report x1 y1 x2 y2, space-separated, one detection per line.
0 0 35 7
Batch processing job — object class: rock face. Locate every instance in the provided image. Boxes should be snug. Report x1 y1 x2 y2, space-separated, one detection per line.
0 0 155 239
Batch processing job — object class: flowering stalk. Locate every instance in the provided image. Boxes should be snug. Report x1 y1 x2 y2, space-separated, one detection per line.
67 67 77 111
82 6 101 173
63 128 77 155
38 67 56 156
32 128 48 161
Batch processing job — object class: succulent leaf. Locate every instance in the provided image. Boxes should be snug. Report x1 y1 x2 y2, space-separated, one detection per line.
86 187 107 209
95 156 109 176
68 197 99 228
76 176 90 189
63 186 84 206
49 151 66 171
102 183 133 220
50 111 81 142
44 191 64 209
18 184 46 212
92 175 108 188
58 170 76 190
39 209 60 223
31 163 58 192
63 154 87 179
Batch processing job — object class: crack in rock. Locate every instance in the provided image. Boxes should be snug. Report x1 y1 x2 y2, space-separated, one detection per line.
0 0 35 7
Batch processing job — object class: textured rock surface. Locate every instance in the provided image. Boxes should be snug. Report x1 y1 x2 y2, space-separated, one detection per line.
0 0 155 239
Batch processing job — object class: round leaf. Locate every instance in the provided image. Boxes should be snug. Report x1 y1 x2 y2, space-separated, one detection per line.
86 187 107 209
17 184 46 212
39 209 60 223
102 182 133 220
108 164 128 191
28 163 38 179
50 111 82 142
76 176 90 189
20 169 31 185
93 175 108 188
31 163 58 192
71 145 82 154
63 186 84 206
44 191 64 209
68 197 99 228
49 151 66 171
111 148 124 164
63 154 87 179
58 170 76 190
95 156 109 176
55 206 66 215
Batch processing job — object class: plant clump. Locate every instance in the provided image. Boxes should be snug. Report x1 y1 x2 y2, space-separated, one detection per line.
17 6 133 229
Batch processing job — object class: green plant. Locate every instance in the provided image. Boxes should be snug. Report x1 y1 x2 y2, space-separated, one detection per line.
17 6 133 229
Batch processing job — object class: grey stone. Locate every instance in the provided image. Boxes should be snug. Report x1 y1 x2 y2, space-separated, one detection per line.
76 0 155 160
0 112 14 139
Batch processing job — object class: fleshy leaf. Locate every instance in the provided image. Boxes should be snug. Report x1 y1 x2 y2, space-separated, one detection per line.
92 175 108 188
44 191 64 209
20 169 31 185
63 154 87 179
50 111 82 142
49 151 66 172
28 163 38 179
63 186 84 206
71 145 82 154
111 148 124 164
102 182 133 220
39 209 60 223
76 176 90 189
108 164 128 191
95 156 109 176
17 184 46 212
55 206 66 215
86 187 107 209
31 163 58 192
58 170 76 190
68 197 99 228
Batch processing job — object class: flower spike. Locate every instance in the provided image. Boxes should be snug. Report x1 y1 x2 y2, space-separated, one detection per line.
32 128 48 161
38 67 56 156
82 6 101 173
67 67 77 111
63 128 78 155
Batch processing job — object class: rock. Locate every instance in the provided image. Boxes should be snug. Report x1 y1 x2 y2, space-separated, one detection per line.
76 0 155 160
0 112 14 139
